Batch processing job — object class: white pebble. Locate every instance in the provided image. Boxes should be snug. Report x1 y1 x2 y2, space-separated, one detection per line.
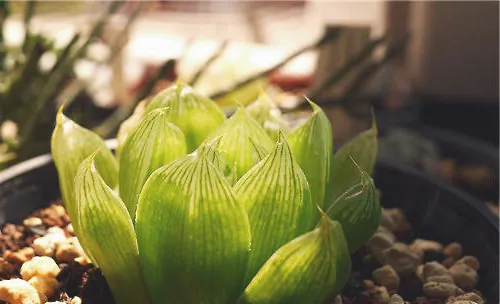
28 276 59 297
0 278 46 304
20 256 60 281
22 217 43 227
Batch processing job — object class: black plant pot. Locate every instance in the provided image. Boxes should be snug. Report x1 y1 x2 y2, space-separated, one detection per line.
0 154 498 302
379 125 499 203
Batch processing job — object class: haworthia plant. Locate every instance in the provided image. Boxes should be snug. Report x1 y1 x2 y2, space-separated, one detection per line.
206 107 274 180
327 159 381 252
238 212 351 304
146 82 226 151
74 154 151 304
51 109 118 235
119 108 187 220
326 121 378 209
288 100 333 212
234 132 314 284
136 151 251 304
51 82 381 304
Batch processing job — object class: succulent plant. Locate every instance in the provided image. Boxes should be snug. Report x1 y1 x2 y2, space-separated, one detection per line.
51 83 380 304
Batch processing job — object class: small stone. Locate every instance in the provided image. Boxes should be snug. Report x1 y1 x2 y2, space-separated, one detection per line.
443 257 457 268
423 281 463 298
65 224 74 235
427 274 455 284
450 301 479 304
455 256 480 271
416 265 424 282
381 208 411 233
0 278 46 304
449 264 478 290
4 247 35 265
380 243 420 276
332 295 342 304
20 256 60 281
28 276 59 297
389 294 404 304
423 262 449 280
444 243 463 259
32 228 67 257
372 265 400 290
367 231 396 261
372 286 390 303
446 292 484 304
56 237 84 263
71 297 82 304
0 258 18 277
364 280 375 289
23 217 43 227
409 239 443 257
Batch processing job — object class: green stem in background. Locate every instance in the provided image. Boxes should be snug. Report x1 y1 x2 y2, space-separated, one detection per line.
18 1 124 147
93 58 176 137
209 27 342 100
21 0 35 53
59 2 144 109
189 40 228 86
0 0 10 70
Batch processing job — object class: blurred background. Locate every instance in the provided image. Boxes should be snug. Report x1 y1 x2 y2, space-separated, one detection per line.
0 1 498 210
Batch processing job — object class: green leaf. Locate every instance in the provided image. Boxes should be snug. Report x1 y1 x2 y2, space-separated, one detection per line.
119 107 187 220
116 100 147 159
51 109 118 235
205 107 274 180
326 159 381 252
327 122 378 208
234 132 314 285
246 93 291 140
136 152 251 304
146 82 226 151
74 153 151 304
238 212 351 304
288 99 333 212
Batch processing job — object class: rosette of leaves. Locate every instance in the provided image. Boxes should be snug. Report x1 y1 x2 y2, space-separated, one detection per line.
51 83 380 304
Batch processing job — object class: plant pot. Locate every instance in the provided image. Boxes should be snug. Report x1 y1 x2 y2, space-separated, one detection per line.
379 125 499 203
0 153 498 302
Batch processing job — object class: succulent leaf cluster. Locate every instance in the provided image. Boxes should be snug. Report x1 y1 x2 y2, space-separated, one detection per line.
51 83 380 304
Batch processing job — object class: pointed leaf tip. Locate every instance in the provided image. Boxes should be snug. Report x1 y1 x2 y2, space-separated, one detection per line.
288 101 332 216
206 106 274 179
75 155 151 304
239 213 350 304
119 108 187 220
234 135 313 284
326 156 380 252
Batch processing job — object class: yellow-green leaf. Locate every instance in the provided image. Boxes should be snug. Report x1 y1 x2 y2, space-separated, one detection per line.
288 99 332 212
136 152 251 304
326 159 381 252
206 107 274 180
246 93 291 140
51 110 118 235
146 82 226 151
238 212 351 304
74 154 151 304
234 132 314 285
119 108 187 220
116 100 147 159
327 122 377 208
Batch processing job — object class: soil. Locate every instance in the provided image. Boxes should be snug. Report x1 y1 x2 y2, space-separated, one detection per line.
0 201 487 304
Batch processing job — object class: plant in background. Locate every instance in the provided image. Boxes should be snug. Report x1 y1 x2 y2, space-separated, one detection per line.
51 82 380 304
0 1 141 168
